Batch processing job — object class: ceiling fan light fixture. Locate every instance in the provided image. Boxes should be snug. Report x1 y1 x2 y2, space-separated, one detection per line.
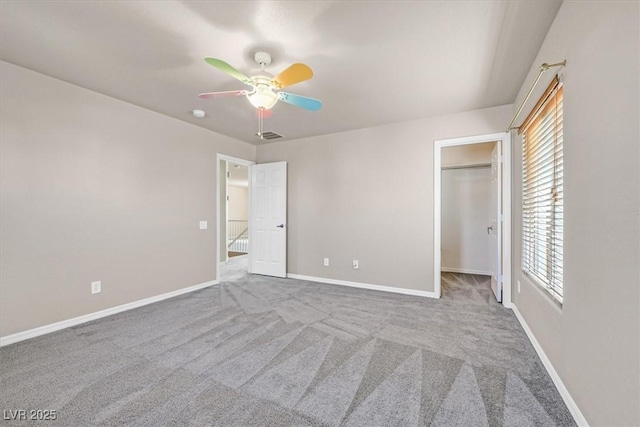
247 88 278 110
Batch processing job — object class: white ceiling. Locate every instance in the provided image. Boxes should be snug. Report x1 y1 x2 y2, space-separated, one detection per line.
0 1 562 145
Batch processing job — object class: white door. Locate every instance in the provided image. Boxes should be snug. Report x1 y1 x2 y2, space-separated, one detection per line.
250 161 287 277
490 144 502 302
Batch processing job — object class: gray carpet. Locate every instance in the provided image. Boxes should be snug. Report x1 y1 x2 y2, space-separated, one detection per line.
441 272 501 306
0 256 575 426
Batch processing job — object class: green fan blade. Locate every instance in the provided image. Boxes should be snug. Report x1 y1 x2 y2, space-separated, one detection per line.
204 58 254 86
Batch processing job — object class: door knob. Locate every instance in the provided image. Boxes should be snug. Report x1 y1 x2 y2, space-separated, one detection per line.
487 225 493 235
276 224 285 228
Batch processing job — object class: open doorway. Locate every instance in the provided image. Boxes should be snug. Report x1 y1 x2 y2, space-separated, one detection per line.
440 142 496 303
217 154 254 282
226 162 249 258
434 132 512 307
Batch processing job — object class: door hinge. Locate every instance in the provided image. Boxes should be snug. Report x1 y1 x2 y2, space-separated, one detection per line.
227 171 230 178
226 195 229 201
499 214 504 222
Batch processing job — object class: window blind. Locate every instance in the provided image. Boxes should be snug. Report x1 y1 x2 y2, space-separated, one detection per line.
520 77 563 304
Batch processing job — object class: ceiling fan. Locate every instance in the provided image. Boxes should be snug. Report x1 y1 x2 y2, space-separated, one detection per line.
199 52 323 119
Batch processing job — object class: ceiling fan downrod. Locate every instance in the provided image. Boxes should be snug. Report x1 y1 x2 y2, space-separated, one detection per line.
257 108 265 139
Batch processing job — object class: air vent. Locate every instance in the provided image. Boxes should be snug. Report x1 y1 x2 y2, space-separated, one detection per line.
255 131 284 140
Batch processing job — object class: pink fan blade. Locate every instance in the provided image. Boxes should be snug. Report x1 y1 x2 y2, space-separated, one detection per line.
198 90 247 99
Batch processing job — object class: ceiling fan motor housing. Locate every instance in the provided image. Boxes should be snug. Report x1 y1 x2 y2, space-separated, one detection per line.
254 51 272 66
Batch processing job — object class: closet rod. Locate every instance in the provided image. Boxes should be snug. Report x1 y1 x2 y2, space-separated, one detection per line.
506 60 566 132
442 163 491 171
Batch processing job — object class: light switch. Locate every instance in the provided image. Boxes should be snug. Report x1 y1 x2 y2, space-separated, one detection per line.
199 221 208 230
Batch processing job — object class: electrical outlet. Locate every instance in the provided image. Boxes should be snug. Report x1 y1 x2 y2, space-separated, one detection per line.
323 258 329 267
352 260 359 269
517 280 521 293
91 281 101 294
199 221 208 230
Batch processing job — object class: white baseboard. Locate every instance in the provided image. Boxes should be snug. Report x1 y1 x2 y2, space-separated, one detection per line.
0 279 219 347
441 267 492 276
511 305 589 427
287 274 438 299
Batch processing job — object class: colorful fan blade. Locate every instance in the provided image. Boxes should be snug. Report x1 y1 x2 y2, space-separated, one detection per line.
204 58 254 86
198 90 248 99
255 109 273 119
278 92 323 111
271 63 313 89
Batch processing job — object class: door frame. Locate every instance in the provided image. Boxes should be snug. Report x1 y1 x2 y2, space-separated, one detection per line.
216 153 255 283
433 132 512 307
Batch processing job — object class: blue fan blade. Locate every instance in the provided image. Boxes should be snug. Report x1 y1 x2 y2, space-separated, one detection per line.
277 92 322 111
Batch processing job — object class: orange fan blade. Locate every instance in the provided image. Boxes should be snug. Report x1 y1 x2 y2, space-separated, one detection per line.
271 63 313 89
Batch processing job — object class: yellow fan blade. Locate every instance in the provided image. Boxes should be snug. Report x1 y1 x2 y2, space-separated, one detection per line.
271 63 313 89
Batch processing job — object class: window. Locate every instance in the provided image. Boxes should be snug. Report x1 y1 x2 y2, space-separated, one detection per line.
520 76 563 304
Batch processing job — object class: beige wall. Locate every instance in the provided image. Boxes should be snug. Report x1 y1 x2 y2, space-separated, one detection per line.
441 141 495 167
441 167 492 274
0 62 256 336
257 104 512 293
228 186 249 221
510 2 639 425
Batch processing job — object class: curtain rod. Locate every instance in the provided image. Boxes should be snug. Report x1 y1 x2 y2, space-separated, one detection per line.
506 60 566 132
